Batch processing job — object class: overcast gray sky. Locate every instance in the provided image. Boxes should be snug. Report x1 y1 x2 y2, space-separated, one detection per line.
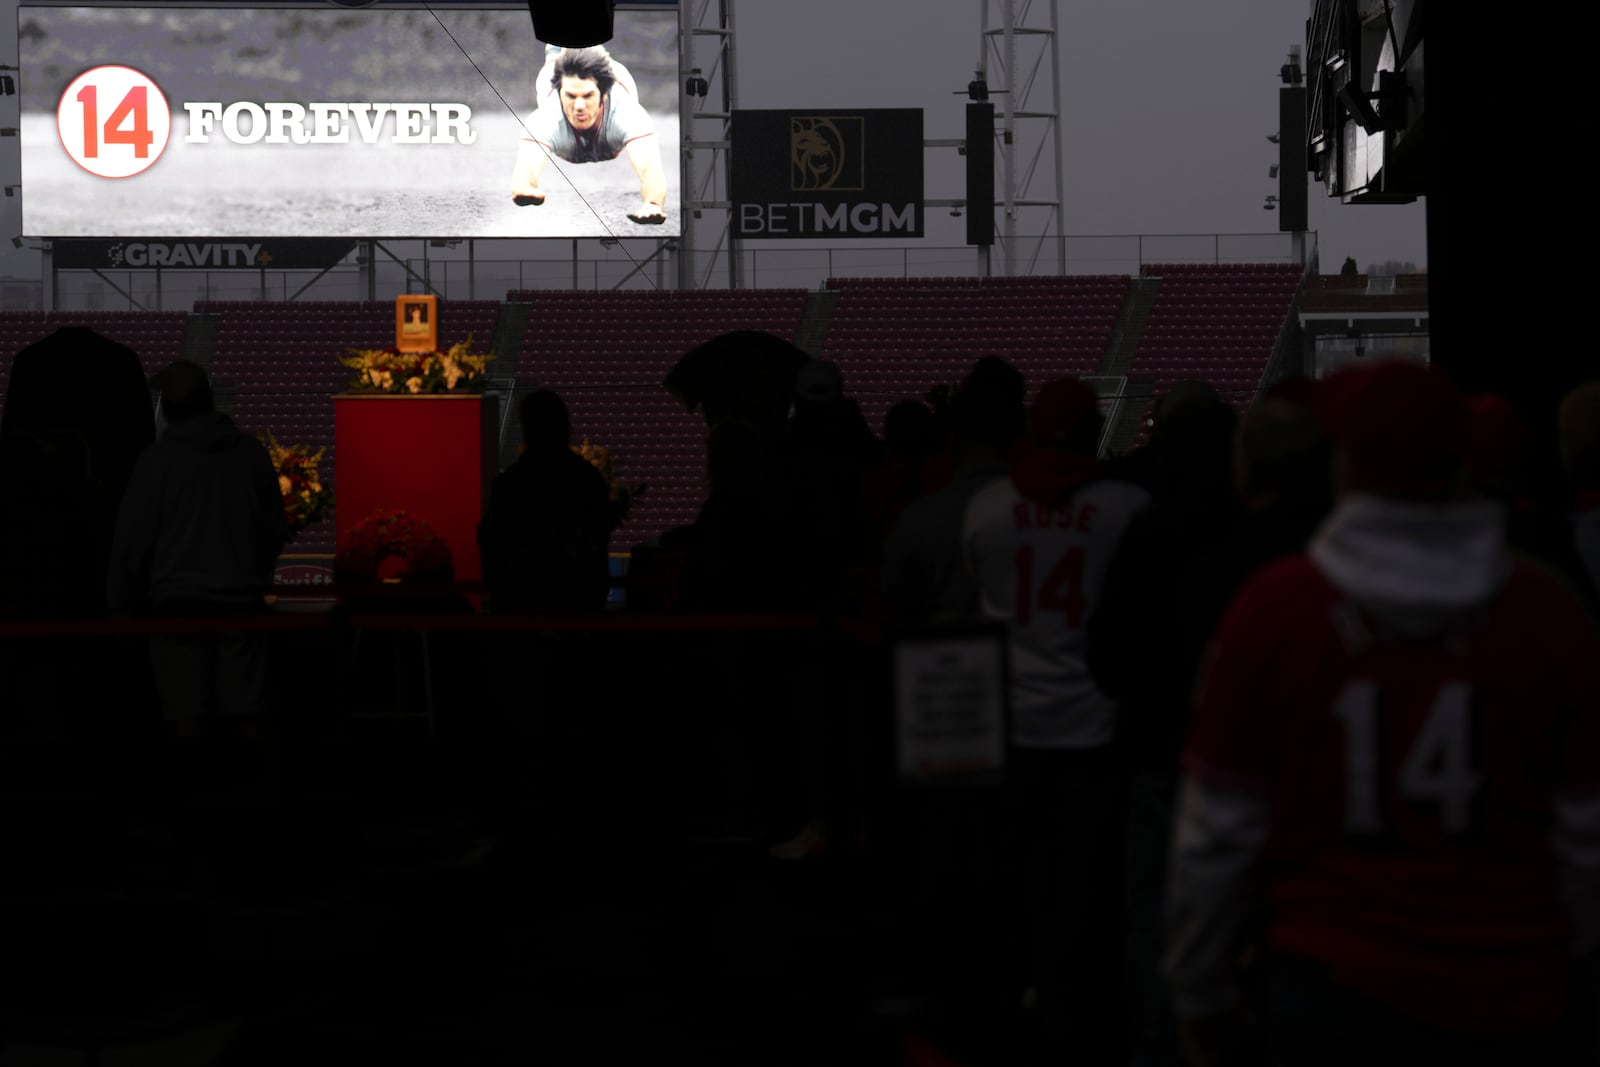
0 0 1427 282
729 0 1424 271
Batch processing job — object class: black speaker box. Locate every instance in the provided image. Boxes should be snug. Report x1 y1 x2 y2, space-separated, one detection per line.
528 1 614 48
966 103 995 247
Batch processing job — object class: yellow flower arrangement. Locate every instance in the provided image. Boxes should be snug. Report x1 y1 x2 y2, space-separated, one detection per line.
260 429 334 540
339 337 494 395
573 437 645 523
575 438 617 488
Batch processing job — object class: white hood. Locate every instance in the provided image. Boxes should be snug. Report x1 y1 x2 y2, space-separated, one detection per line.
1309 494 1510 637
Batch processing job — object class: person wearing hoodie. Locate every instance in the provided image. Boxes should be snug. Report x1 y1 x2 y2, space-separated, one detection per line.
1165 361 1600 1067
108 360 286 728
1096 385 1330 1067
961 377 1151 1062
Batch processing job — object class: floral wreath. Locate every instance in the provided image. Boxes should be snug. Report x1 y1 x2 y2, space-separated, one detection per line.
334 509 454 583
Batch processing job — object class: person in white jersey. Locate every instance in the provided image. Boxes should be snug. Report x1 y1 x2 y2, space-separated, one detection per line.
961 377 1151 1062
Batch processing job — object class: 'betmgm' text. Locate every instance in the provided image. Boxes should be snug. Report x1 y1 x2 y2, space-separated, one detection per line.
739 202 917 234
182 102 477 145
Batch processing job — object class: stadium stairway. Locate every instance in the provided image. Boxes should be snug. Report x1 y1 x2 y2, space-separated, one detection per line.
1098 275 1162 378
1106 380 1157 456
491 301 532 369
794 289 839 357
182 312 220 369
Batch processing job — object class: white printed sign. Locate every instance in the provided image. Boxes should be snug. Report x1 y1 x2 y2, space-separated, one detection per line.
893 629 1008 786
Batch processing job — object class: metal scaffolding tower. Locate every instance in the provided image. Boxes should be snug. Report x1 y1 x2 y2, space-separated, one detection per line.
980 0 1066 276
679 0 740 289
675 2 1067 285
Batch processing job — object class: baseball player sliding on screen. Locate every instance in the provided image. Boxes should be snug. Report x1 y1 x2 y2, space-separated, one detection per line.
510 44 667 224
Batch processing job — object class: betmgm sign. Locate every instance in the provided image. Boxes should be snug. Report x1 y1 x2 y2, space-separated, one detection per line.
731 110 924 238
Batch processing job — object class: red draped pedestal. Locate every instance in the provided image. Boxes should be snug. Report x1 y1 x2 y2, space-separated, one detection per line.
334 393 500 582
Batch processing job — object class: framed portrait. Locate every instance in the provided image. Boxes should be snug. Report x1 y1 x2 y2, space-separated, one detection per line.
396 294 438 353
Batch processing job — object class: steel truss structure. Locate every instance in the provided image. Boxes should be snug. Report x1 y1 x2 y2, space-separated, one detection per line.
980 0 1066 276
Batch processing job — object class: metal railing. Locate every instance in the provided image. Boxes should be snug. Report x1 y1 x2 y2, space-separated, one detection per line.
39 232 1317 310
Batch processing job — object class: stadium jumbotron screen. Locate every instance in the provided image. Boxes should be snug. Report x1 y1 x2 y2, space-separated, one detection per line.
17 4 681 239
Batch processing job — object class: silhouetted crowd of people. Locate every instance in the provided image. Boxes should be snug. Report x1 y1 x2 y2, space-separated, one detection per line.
2 324 1598 1066
474 339 1600 1066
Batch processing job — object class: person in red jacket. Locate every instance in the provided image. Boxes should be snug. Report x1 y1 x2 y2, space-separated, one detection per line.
1165 361 1600 1066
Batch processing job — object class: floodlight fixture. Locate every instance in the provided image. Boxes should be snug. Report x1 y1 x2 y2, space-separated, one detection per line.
953 73 1004 100
1269 163 1279 179
1267 133 1280 144
1280 46 1304 85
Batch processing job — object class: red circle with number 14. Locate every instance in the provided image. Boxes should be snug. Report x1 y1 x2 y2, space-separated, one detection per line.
57 65 172 179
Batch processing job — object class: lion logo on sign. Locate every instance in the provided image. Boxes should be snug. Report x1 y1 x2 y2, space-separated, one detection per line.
790 117 864 192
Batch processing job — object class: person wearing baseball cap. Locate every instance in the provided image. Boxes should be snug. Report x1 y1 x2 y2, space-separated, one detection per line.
1314 358 1471 501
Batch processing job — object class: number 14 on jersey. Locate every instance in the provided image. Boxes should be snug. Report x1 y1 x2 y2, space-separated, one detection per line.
1013 545 1088 626
1333 679 1483 837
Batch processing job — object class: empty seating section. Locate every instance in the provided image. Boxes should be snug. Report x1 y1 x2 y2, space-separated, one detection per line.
202 300 502 552
2 273 1317 564
821 275 1130 431
0 310 190 399
562 386 709 548
509 288 808 549
508 289 807 383
1131 263 1302 410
